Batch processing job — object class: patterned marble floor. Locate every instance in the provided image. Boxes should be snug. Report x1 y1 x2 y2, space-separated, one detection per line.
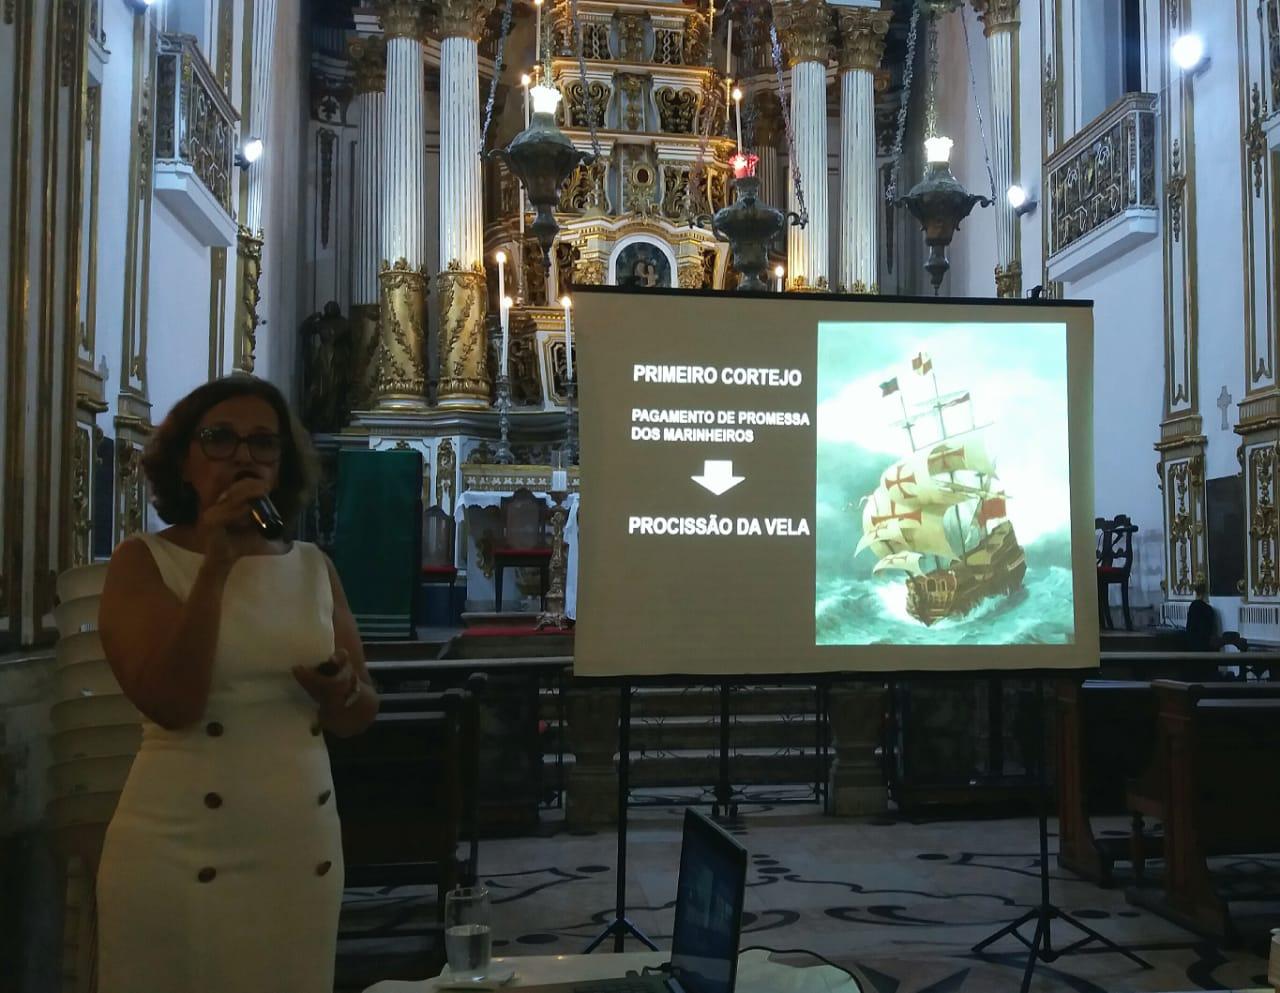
335 807 1277 993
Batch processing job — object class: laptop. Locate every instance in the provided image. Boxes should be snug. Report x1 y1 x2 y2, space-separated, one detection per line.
520 808 749 993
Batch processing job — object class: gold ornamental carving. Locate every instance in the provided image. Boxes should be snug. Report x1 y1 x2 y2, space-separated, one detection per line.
571 258 606 285
1245 83 1266 200
836 6 891 73
683 11 711 65
436 438 456 511
1249 445 1279 598
348 36 387 95
994 260 1022 298
376 259 429 406
435 0 495 40
436 266 490 406
772 0 833 68
377 0 428 41
677 262 704 289
235 226 264 374
1167 138 1187 243
349 302 381 410
970 0 1019 36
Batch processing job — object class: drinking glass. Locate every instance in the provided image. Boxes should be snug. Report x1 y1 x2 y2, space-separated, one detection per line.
445 885 492 978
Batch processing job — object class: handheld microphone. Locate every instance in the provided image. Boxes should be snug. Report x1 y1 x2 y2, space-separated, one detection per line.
234 470 285 539
249 495 285 539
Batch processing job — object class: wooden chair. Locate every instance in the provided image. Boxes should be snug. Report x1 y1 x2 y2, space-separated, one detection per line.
493 487 551 611
420 504 458 611
1097 515 1138 631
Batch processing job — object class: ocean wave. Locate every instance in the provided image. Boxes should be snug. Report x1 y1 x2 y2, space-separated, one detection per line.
815 565 1076 646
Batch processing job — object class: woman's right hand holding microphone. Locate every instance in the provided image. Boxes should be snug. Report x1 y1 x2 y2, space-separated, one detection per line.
197 476 273 566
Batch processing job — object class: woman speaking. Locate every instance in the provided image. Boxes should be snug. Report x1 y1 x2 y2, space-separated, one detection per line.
95 375 378 992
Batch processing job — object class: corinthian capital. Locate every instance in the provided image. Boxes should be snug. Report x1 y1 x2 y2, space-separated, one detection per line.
970 0 1020 36
349 35 387 94
377 0 428 41
771 0 833 67
436 0 497 40
837 5 891 73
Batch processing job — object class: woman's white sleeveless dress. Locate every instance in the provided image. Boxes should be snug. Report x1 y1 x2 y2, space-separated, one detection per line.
96 532 345 993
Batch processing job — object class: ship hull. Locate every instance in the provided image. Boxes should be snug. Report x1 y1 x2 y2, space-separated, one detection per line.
904 520 1027 626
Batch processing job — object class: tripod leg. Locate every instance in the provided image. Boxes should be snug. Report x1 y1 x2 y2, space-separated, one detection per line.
1019 910 1047 993
971 908 1037 954
1054 907 1153 969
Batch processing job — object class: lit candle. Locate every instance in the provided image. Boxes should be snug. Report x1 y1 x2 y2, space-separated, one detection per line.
500 296 512 375
774 265 784 292
495 249 507 304
732 87 743 151
561 295 573 380
535 0 543 64
725 17 732 75
521 73 531 127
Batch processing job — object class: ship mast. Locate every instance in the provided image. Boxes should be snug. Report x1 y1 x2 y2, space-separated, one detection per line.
925 365 970 562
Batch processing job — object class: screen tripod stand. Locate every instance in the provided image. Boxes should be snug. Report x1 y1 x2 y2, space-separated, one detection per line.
584 680 658 953
971 676 1152 993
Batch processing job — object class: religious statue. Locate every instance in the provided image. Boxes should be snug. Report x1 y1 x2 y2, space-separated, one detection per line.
299 301 354 433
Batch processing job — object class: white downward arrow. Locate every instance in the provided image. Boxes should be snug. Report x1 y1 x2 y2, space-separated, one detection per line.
691 460 745 496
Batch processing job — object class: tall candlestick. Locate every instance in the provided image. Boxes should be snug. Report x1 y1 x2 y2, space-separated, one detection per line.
496 250 507 304
725 17 732 75
501 296 512 374
774 265 784 292
561 295 573 380
732 87 743 151
535 0 543 65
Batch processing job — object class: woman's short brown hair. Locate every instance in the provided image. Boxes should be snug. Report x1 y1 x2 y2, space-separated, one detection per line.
142 375 318 527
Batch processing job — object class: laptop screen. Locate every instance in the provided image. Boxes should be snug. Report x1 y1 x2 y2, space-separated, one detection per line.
669 809 748 993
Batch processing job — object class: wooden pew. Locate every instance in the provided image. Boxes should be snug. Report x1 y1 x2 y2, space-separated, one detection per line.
326 681 481 921
1124 680 1280 941
1056 679 1157 885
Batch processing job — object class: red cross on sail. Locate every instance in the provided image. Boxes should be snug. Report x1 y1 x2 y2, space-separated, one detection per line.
884 463 917 498
977 496 1008 524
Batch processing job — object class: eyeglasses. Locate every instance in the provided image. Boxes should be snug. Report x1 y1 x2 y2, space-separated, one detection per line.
195 427 282 464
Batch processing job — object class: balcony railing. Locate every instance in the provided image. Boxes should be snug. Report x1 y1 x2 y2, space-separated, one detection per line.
153 33 239 246
1046 92 1157 265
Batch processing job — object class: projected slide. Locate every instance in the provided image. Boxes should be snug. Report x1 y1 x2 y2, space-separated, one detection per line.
815 322 1073 646
573 290 1096 677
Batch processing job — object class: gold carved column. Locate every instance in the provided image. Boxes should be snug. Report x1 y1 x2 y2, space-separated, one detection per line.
435 0 496 408
375 0 431 409
348 35 386 410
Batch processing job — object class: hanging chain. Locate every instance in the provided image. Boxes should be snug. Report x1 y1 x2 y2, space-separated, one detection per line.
960 10 998 202
886 5 921 200
769 21 808 225
568 0 604 159
479 0 517 155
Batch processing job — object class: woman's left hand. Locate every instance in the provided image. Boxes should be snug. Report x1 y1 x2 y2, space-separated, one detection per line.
292 649 358 713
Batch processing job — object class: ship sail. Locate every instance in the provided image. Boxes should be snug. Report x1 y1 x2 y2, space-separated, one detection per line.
858 506 956 561
873 552 928 577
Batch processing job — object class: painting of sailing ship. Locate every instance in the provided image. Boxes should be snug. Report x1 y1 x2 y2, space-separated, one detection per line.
814 321 1075 646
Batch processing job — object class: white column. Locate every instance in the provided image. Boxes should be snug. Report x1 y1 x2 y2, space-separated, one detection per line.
973 1 1021 296
775 1 832 290
243 0 278 234
350 37 386 307
373 1 430 409
435 1 495 408
439 35 484 270
837 5 890 294
757 146 783 207
788 61 829 288
381 32 427 270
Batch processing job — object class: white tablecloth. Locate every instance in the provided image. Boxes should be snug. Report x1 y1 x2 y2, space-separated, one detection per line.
455 492 578 619
362 949 861 993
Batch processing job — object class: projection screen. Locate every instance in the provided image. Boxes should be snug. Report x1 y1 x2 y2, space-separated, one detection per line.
573 288 1097 676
